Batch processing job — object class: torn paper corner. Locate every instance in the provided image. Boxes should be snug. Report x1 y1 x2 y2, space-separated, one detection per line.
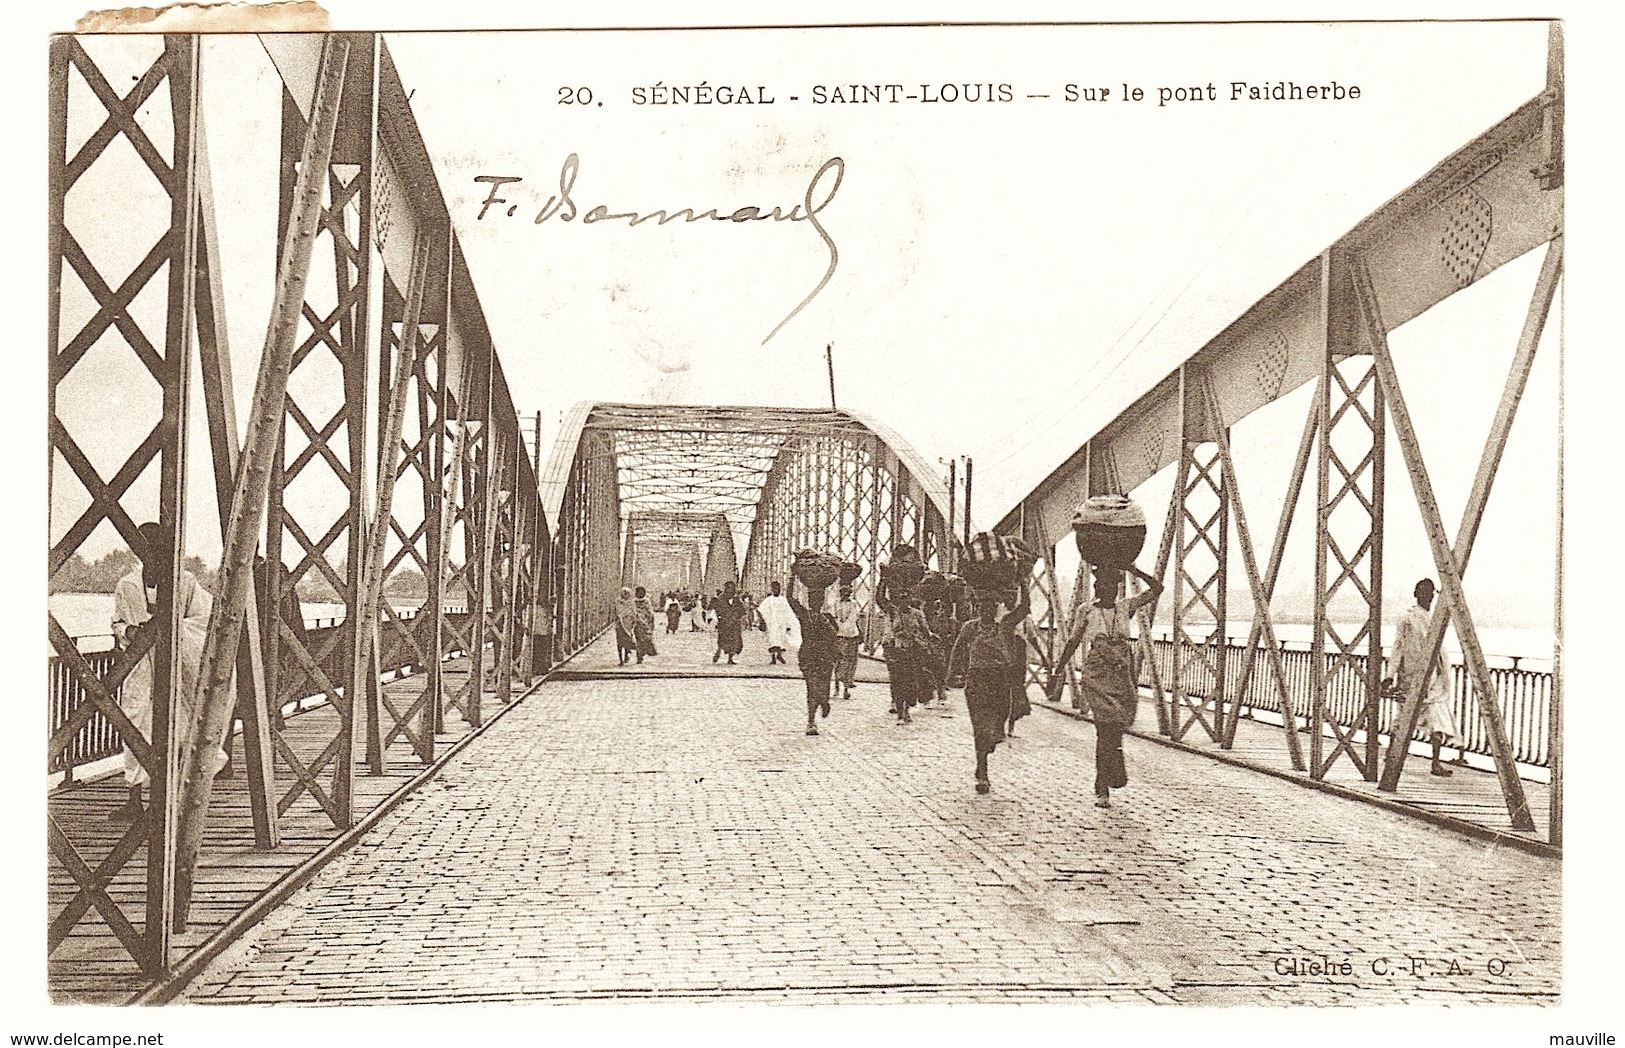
76 1 329 33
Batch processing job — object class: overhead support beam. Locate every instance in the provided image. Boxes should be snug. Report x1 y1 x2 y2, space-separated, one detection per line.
996 88 1563 541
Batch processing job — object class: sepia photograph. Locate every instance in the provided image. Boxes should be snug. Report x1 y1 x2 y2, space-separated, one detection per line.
20 2 1615 1038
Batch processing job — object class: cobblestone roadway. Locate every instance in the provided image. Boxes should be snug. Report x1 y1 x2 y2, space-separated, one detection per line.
184 678 1560 1006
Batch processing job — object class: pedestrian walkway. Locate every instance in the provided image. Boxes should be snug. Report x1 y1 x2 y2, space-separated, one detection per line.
1033 690 1554 850
48 656 496 1004
182 674 1559 1006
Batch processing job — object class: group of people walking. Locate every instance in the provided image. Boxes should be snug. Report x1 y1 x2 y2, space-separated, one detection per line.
610 539 1163 803
749 530 1211 808
611 581 776 667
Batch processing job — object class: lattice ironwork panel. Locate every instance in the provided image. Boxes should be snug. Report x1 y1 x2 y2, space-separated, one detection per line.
263 72 373 828
1311 353 1386 780
367 264 444 765
1167 440 1229 743
47 34 201 975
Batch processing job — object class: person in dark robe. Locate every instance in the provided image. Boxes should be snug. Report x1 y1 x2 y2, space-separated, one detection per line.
949 583 1031 794
632 586 657 660
787 578 838 736
712 581 746 665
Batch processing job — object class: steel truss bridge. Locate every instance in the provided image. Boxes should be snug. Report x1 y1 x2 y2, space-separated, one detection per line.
46 29 1562 996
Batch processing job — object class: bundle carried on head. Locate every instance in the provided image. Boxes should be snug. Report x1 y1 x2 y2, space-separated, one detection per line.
1072 494 1147 568
792 548 843 590
915 571 947 602
942 573 968 605
838 561 863 583
962 532 1036 596
879 544 924 603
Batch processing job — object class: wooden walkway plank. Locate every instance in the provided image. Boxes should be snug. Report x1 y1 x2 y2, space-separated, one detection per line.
46 655 488 1004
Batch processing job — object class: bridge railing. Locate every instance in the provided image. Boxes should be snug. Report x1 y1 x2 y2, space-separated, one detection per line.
48 608 478 780
1128 635 1552 768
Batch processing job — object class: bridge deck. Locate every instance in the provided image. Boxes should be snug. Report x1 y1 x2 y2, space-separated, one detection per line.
177 672 1559 1006
46 657 497 1004
565 625 1552 847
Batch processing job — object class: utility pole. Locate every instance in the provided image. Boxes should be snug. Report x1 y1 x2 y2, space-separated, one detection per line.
826 342 837 410
945 458 957 572
963 456 973 547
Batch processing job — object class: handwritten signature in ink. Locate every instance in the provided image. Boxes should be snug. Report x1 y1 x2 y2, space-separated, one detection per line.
473 155 845 345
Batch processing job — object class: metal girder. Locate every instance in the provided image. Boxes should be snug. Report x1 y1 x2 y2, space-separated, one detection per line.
47 33 202 975
1164 364 1230 744
999 63 1560 823
1201 379 1307 771
997 88 1563 543
1307 248 1386 783
48 32 560 981
1374 239 1561 813
192 117 278 847
742 427 946 605
363 231 444 765
177 35 359 924
1354 254 1549 832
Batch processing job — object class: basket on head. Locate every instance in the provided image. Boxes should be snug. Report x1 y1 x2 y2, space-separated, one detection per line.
838 561 863 583
916 571 947 602
792 548 842 590
881 545 925 593
1072 494 1147 568
962 532 1035 591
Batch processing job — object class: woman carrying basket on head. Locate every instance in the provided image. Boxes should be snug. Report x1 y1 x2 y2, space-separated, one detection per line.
950 533 1036 794
1046 495 1162 810
949 582 1031 795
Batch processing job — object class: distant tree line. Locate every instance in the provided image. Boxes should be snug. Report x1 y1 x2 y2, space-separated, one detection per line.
51 550 433 603
50 549 217 594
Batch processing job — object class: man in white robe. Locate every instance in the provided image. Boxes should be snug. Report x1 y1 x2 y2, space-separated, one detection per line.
1386 577 1461 777
108 523 228 821
757 580 799 665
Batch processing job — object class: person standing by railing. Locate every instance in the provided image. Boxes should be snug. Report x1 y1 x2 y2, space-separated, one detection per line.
107 522 226 822
614 587 639 666
1384 578 1460 777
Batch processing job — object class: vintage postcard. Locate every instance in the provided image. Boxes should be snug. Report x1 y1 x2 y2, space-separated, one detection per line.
22 3 1615 1040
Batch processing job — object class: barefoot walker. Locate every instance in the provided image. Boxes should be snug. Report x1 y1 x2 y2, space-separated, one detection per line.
1048 495 1161 809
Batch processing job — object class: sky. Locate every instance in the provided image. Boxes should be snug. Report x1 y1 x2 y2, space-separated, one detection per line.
49 19 1562 639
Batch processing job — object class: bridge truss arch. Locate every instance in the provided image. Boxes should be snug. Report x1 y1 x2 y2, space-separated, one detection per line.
540 403 955 656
